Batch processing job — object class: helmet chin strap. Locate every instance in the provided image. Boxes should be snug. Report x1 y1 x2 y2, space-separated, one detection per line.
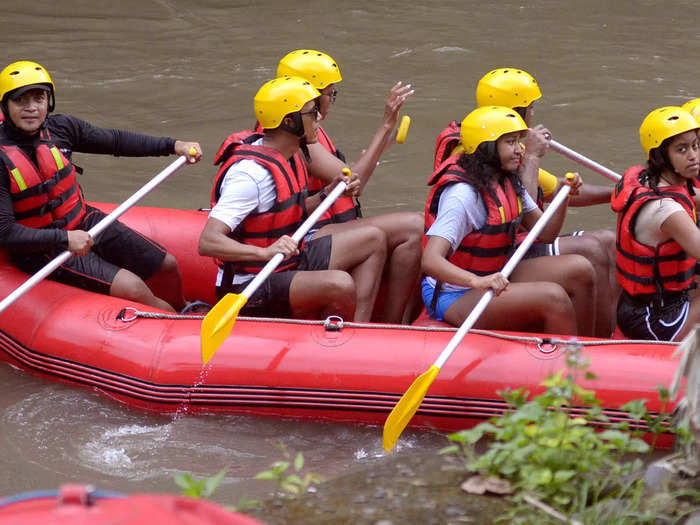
279 113 304 137
299 138 311 163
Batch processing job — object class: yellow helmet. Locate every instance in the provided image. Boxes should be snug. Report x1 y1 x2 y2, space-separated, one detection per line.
460 106 527 154
681 98 700 125
475 68 542 109
277 49 342 90
639 106 699 158
254 76 320 130
0 60 55 109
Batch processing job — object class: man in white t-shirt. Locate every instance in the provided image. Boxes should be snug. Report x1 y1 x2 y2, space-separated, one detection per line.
199 76 387 321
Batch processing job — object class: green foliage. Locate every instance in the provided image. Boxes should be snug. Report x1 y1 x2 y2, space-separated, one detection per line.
440 342 692 523
255 444 323 498
174 468 228 499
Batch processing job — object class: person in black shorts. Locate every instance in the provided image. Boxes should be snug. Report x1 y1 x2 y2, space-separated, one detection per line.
0 60 202 312
199 76 387 321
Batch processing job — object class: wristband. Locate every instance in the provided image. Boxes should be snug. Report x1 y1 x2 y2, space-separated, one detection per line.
318 188 328 201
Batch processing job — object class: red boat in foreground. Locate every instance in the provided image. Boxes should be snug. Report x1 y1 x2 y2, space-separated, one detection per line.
0 204 682 447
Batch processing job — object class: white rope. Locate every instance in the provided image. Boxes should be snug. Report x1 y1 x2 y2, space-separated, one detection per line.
118 308 677 347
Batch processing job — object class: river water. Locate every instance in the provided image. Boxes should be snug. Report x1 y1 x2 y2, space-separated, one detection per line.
1 0 699 511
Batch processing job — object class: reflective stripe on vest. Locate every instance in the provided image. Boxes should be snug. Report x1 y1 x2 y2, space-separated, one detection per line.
0 129 85 230
424 160 523 276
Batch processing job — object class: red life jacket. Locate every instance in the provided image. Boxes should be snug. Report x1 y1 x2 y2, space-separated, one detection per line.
251 123 360 227
211 130 309 276
306 125 360 226
0 126 85 230
611 165 697 300
424 157 524 276
433 120 462 172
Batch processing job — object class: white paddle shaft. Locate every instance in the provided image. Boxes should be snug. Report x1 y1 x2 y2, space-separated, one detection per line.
550 140 621 182
0 155 189 315
238 181 348 299
434 184 572 369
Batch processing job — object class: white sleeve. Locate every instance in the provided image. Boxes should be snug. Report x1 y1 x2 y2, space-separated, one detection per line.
425 183 484 252
209 159 275 231
520 185 538 213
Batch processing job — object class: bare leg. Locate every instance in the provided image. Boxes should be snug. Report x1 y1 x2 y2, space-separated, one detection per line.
509 255 597 337
145 253 186 311
315 224 387 322
111 268 175 312
557 232 615 337
288 270 356 320
588 229 620 333
353 212 423 323
443 280 577 335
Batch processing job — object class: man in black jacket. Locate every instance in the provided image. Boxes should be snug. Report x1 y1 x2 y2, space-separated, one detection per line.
0 60 202 311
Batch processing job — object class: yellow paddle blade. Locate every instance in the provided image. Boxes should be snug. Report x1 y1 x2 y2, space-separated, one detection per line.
200 293 248 364
383 364 441 452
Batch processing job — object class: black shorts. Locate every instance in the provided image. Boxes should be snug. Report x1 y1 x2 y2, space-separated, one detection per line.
522 231 585 260
616 291 689 341
11 206 167 295
216 234 333 318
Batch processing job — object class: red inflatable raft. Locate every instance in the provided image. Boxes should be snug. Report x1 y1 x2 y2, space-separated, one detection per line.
0 484 263 524
0 204 682 446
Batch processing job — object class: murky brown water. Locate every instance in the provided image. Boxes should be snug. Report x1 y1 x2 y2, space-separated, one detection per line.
1 0 699 511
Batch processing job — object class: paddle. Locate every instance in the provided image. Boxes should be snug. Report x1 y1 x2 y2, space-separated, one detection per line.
0 151 195 316
550 139 621 182
382 175 575 452
200 168 353 365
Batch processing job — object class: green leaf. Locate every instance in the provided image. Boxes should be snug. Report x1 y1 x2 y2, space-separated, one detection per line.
553 470 576 483
203 468 227 498
656 386 669 402
294 453 304 472
255 471 278 481
438 444 460 455
284 474 303 485
174 472 195 490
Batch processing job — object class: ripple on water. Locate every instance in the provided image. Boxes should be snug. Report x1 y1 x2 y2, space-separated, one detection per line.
1 380 447 493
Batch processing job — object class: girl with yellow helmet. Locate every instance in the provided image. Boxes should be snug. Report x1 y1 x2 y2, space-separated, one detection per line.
440 66 618 337
422 106 596 335
276 49 422 324
612 106 700 341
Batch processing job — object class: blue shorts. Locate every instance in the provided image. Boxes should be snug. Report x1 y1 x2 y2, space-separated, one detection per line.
421 277 468 321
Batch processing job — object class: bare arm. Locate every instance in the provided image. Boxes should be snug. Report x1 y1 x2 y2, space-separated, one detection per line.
521 173 581 241
660 211 700 260
519 125 551 201
422 235 508 294
198 217 298 262
549 181 612 207
302 171 360 213
307 81 413 192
